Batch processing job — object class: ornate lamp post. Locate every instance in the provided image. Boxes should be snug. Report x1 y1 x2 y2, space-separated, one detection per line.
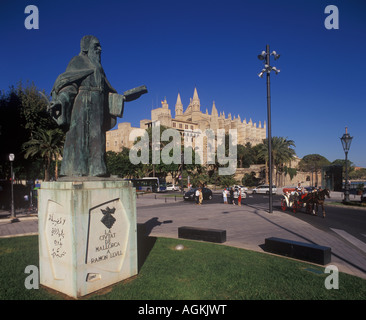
340 127 353 203
258 45 280 213
181 152 184 194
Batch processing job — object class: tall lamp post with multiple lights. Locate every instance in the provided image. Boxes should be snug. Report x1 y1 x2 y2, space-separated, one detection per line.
340 127 353 203
258 45 280 213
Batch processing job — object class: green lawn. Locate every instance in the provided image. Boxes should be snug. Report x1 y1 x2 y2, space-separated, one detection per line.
1 235 365 300
328 201 366 208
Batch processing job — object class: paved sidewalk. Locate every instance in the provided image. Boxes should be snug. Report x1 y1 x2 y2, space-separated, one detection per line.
1 196 366 280
0 210 38 238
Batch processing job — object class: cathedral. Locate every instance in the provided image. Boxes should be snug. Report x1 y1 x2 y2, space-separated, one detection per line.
106 87 266 159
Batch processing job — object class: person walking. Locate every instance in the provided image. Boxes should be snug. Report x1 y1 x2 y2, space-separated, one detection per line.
195 188 200 205
229 187 234 205
223 188 228 204
199 187 203 205
238 187 242 206
233 188 238 205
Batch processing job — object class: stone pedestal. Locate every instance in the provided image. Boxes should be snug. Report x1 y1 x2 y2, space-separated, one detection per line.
38 179 137 298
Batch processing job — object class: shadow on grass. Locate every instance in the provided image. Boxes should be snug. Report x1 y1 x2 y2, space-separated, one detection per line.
137 218 173 271
137 223 156 272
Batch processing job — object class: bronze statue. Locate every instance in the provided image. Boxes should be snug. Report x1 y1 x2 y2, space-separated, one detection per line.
49 35 147 178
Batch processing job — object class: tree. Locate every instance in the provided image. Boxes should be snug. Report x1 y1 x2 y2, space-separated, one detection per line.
17 81 57 135
273 137 296 186
331 159 355 176
242 171 261 187
0 86 28 179
106 148 140 178
251 143 266 165
257 137 296 186
22 129 64 181
349 168 366 180
298 154 330 186
0 82 63 181
237 142 255 168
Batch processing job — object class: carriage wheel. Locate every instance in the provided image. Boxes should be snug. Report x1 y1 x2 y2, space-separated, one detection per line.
292 202 298 213
281 199 286 211
306 203 311 214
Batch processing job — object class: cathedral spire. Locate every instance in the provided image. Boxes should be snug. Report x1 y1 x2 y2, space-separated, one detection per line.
211 101 218 117
175 92 183 116
192 87 200 111
193 87 199 102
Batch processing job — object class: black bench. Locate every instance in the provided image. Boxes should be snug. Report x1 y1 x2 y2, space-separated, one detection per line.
178 226 226 243
264 237 331 265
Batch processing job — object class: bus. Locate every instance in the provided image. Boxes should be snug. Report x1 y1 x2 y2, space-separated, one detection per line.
127 177 167 193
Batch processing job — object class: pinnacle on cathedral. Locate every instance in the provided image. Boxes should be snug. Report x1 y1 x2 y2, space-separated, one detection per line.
211 101 218 117
192 87 200 111
175 92 183 116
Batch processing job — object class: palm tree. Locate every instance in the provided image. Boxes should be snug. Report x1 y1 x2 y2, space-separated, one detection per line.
274 137 296 186
22 128 64 181
258 137 296 186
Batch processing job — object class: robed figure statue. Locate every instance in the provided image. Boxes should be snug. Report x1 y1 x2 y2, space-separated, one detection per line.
49 35 146 178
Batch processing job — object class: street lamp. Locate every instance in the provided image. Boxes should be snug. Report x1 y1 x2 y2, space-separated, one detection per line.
340 127 353 203
181 152 184 194
9 153 19 222
258 45 280 213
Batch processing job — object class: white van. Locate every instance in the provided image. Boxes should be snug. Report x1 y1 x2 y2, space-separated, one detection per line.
252 185 277 195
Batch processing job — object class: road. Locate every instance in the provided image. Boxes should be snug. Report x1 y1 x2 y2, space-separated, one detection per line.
168 190 366 250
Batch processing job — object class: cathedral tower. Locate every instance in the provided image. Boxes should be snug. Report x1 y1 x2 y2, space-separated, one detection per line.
175 92 183 117
192 87 200 112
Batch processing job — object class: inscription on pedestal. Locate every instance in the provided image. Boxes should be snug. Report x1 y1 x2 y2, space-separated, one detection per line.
48 213 67 259
86 198 130 272
44 200 71 280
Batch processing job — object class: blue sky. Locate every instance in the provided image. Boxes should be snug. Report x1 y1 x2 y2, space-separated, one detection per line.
1 0 365 166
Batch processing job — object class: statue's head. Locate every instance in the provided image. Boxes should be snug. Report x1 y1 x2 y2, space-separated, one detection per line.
80 35 102 64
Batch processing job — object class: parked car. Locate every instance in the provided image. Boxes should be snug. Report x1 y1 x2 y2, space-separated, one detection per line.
233 185 248 198
361 191 366 203
252 184 277 195
183 187 213 201
166 184 180 191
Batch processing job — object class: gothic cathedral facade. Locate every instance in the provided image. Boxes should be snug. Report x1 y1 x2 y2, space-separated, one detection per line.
106 87 266 157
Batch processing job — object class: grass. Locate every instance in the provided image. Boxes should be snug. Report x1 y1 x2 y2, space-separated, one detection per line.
1 235 366 300
328 201 366 208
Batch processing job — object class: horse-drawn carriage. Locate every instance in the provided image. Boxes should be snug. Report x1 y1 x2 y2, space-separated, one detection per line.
280 187 330 218
281 188 309 213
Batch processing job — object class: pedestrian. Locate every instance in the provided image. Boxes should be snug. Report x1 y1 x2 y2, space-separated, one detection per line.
199 187 203 205
229 187 234 205
195 188 200 205
222 188 227 204
233 188 238 205
238 187 242 206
